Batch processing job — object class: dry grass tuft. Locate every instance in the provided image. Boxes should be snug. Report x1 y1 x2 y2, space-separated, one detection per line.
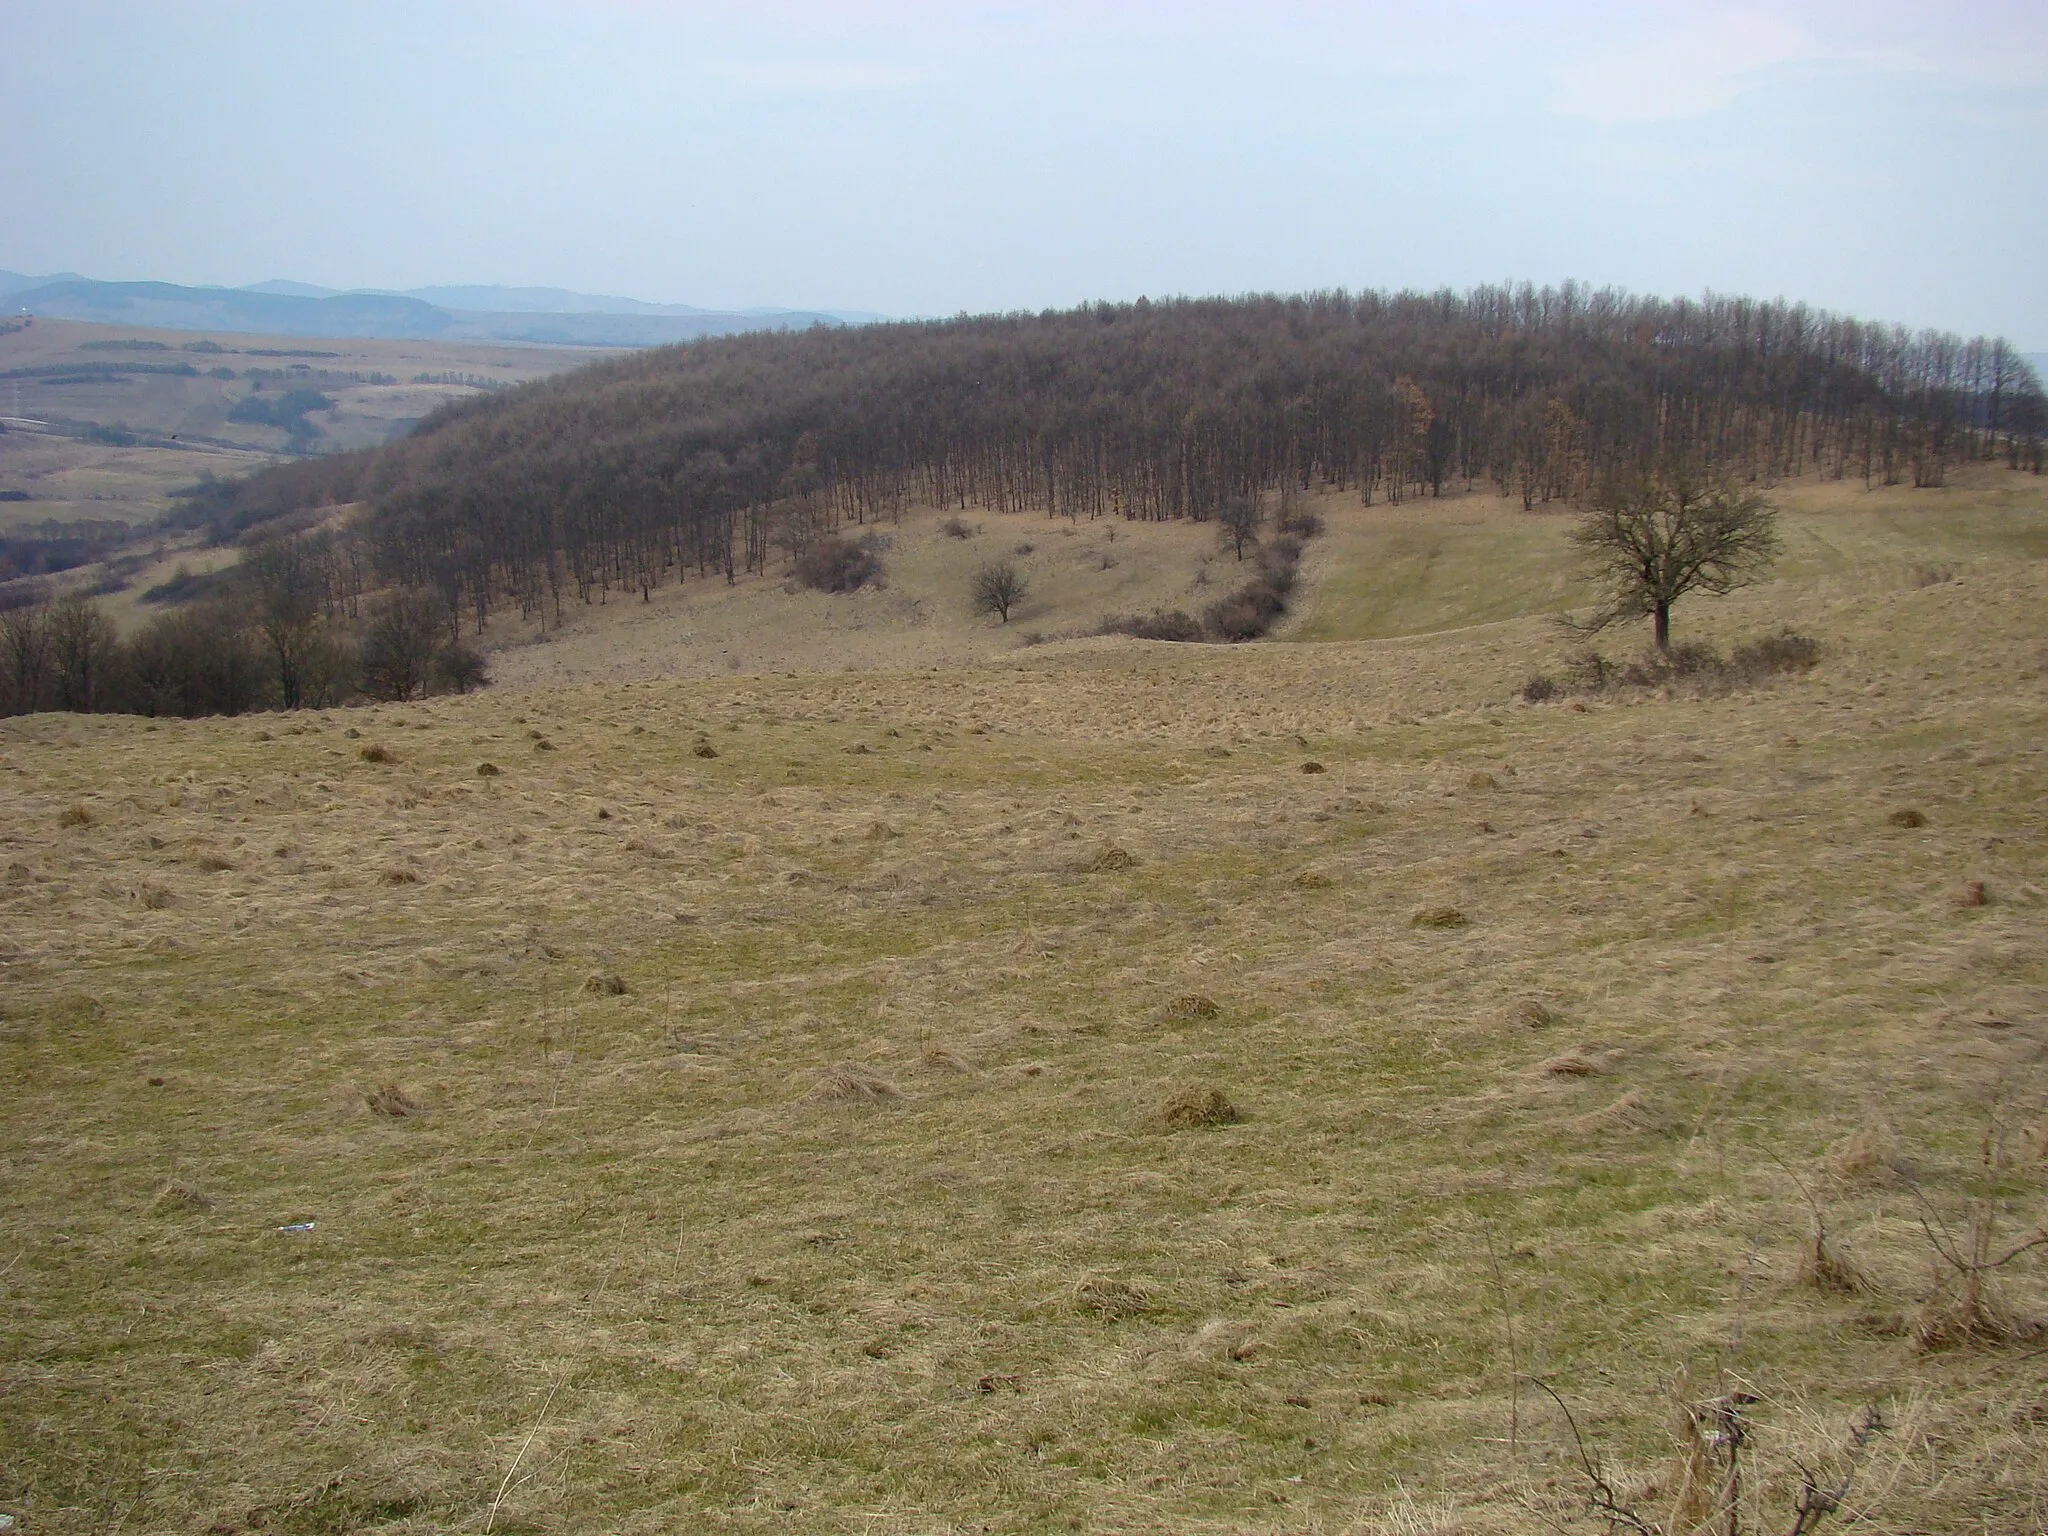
380 866 420 886
1161 993 1222 1023
1538 1050 1607 1078
1797 1222 1871 1295
1957 879 1989 908
1569 1091 1660 1135
150 1179 214 1213
1825 1124 1905 1185
1888 807 1928 828
865 820 900 841
1086 844 1138 872
1075 1276 1150 1320
57 804 94 828
1912 1285 2039 1353
364 1083 425 1118
1290 869 1335 890
136 882 173 909
193 852 235 873
1158 1086 1243 1129
358 743 396 764
1513 998 1568 1029
1410 905 1469 929
693 739 720 759
475 761 501 777
806 1061 904 1103
918 1047 975 1075
582 971 629 996
1466 772 1498 790
1299 760 1327 774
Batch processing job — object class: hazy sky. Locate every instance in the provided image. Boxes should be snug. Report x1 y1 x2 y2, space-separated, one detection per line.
5 2 2044 343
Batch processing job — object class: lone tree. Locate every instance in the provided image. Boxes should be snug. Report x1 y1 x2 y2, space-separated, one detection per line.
1568 463 1780 650
970 559 1028 623
1216 493 1262 561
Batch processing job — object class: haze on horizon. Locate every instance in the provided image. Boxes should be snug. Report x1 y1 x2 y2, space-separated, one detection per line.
4 1 2045 347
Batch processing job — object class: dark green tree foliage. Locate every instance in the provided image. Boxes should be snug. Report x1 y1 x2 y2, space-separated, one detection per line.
185 286 2046 632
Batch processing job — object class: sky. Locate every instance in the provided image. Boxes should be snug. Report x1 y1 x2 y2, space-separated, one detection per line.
4 1 2045 345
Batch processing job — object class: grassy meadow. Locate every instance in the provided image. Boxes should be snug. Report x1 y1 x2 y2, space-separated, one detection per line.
2 469 2045 1534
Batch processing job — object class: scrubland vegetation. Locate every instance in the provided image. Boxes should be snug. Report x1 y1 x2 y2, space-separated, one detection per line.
2 456 2044 1532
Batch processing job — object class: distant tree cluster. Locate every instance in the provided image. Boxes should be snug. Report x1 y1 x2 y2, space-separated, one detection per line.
0 531 486 719
187 284 2041 634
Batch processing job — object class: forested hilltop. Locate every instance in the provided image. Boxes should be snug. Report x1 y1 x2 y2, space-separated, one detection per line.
201 286 2044 630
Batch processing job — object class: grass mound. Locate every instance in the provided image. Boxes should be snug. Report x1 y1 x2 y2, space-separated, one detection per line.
1157 1086 1242 1129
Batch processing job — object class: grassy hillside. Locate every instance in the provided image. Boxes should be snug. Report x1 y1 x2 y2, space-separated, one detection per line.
2 472 2043 1533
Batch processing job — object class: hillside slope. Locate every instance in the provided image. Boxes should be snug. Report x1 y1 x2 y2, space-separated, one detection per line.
2 475 2043 1533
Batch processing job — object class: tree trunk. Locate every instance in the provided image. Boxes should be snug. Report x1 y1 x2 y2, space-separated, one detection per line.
1653 600 1671 652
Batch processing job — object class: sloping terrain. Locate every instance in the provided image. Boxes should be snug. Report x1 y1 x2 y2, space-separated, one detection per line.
1 474 2045 1534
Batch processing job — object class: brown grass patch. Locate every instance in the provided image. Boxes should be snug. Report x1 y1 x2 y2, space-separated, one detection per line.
1158 1086 1242 1129
150 1179 214 1213
917 1047 975 1074
57 804 94 828
358 743 396 764
1161 993 1222 1023
364 1083 425 1118
1290 869 1335 890
1410 905 1469 929
1797 1223 1871 1295
1299 760 1326 774
1888 807 1928 828
581 971 629 996
476 761 501 777
1513 998 1567 1029
805 1061 904 1103
1825 1124 1905 1185
1568 1091 1660 1135
380 866 420 886
1958 879 1989 907
1538 1050 1607 1078
193 852 236 873
1466 772 1498 790
692 740 719 759
1085 844 1137 872
1075 1276 1150 1320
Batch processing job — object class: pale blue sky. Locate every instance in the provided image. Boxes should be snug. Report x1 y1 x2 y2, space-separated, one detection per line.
5 2 2044 344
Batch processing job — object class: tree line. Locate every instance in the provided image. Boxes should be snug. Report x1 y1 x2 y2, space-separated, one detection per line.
151 285 2048 637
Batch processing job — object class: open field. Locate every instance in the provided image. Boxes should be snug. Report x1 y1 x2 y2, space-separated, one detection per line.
0 319 613 529
2 474 2046 1534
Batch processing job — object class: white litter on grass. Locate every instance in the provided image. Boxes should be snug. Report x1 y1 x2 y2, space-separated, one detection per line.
276 1222 315 1234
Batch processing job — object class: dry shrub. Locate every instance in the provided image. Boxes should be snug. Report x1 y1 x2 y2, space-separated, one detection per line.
582 971 628 996
1162 993 1222 1023
365 1083 425 1118
940 516 977 539
1513 998 1567 1029
1957 879 1990 908
380 866 420 886
476 762 501 777
151 1179 214 1213
1521 673 1560 703
1291 869 1334 889
1086 844 1137 873
1410 905 1469 929
358 743 396 763
1888 807 1928 828
806 1061 903 1103
1797 1222 1871 1295
1730 629 1819 677
693 740 719 759
1299 760 1326 774
1913 1282 2037 1352
795 534 882 593
57 804 94 828
1158 1086 1242 1129
1075 1276 1149 1320
1100 609 1203 643
1826 1124 1905 1185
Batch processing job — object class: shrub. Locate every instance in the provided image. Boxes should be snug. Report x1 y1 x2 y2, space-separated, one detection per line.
795 535 881 593
1276 507 1324 537
1100 609 1202 642
940 517 976 539
1730 628 1819 677
1522 673 1560 702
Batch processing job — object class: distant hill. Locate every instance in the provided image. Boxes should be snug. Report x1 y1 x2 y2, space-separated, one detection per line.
6 276 879 346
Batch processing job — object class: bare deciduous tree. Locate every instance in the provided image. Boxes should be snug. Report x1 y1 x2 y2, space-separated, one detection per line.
1568 464 1781 651
970 560 1028 623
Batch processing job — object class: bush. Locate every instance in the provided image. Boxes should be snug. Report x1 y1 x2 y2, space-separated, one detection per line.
1100 609 1203 642
1731 628 1819 677
1276 507 1324 538
940 517 976 539
1522 673 1560 702
1204 580 1286 642
795 535 881 593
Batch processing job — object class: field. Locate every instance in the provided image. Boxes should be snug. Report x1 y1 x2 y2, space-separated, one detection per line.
2 469 2045 1534
0 320 610 532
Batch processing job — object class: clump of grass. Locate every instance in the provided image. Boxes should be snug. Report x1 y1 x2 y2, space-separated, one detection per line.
582 971 628 996
1957 879 1990 907
1538 1050 1606 1078
136 882 173 910
918 1047 975 1075
1526 630 1821 702
1300 760 1326 774
1161 993 1222 1023
1826 1124 1906 1186
1075 1276 1149 1320
1466 771 1498 790
1290 869 1334 889
1158 1086 1242 1129
940 516 977 539
380 866 420 886
358 743 396 764
57 804 95 828
692 740 719 759
1888 807 1928 828
1513 998 1568 1029
194 852 236 873
1410 905 1469 929
1797 1221 1871 1295
1569 1091 1660 1135
806 1062 903 1103
364 1083 425 1118
476 762 501 777
151 1180 215 1213
1085 844 1137 872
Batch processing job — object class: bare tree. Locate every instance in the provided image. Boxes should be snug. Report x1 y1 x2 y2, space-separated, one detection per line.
1568 463 1781 651
358 589 446 702
0 599 51 715
46 594 119 713
242 534 328 709
1216 493 1261 562
970 559 1028 623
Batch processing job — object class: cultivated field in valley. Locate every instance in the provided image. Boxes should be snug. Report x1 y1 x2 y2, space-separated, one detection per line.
1 472 2045 1534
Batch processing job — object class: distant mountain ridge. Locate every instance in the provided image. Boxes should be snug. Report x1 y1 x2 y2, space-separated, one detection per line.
0 271 883 345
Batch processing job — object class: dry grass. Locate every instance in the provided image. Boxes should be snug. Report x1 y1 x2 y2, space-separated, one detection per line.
1156 1086 1243 1129
1 469 2046 1533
